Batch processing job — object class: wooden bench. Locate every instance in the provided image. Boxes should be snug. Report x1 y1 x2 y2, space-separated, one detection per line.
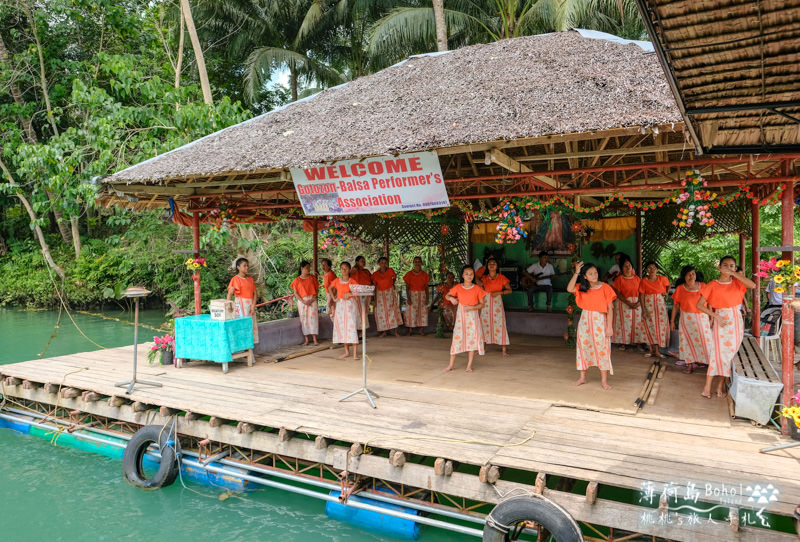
729 337 784 425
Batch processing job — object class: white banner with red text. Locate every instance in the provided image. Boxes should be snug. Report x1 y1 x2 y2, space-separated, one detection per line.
290 151 450 216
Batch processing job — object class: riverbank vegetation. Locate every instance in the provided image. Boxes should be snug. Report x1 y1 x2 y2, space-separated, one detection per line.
0 1 786 313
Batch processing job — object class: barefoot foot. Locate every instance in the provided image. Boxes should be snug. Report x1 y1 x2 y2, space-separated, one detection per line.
465 367 473 373
337 353 349 360
573 378 587 387
601 382 612 390
444 365 454 372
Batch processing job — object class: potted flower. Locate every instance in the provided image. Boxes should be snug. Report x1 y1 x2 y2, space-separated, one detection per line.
147 335 175 365
756 257 800 298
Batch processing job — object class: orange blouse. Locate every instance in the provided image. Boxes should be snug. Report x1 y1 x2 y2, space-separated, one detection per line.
448 284 487 306
323 270 337 290
700 279 747 309
481 273 510 293
330 277 356 300
351 268 372 286
403 271 430 291
228 275 256 300
575 283 617 313
612 274 641 298
371 269 397 291
475 266 487 279
290 275 319 297
639 275 670 295
672 283 705 313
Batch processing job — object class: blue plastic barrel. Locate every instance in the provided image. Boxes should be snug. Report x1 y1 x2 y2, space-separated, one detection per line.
325 489 422 540
0 415 31 434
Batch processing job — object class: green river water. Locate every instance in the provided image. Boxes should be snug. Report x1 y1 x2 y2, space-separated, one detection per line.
0 307 466 542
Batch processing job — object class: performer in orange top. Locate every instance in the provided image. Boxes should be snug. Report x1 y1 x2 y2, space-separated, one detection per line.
567 262 616 390
372 256 402 337
445 266 487 372
351 255 372 332
638 262 671 358
611 256 645 351
403 256 430 335
479 258 512 356
290 261 320 346
328 261 359 360
227 257 259 344
434 272 457 331
321 258 337 318
670 265 710 374
696 256 755 398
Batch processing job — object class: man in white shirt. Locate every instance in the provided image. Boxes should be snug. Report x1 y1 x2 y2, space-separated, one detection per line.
526 251 557 312
765 278 784 308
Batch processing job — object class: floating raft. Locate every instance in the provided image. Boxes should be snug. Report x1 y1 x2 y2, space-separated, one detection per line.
1 335 799 541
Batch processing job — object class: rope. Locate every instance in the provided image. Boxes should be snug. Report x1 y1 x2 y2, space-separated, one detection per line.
76 310 164 333
38 304 63 359
44 266 106 350
362 427 536 455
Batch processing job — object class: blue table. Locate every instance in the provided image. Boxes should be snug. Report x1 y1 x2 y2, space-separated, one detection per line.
175 315 255 373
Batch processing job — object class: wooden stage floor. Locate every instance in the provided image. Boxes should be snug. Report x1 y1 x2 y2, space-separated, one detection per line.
2 333 800 527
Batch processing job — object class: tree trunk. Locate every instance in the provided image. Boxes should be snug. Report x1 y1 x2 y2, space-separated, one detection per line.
47 192 73 245
0 32 37 144
179 0 213 105
70 216 81 258
21 1 60 137
432 0 448 52
290 68 298 102
175 6 185 89
0 156 64 279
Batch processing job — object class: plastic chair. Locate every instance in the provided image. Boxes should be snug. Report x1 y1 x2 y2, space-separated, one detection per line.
760 323 781 367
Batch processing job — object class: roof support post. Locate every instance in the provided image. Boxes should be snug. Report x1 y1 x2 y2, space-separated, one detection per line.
312 219 319 276
192 212 202 316
635 210 642 274
738 233 746 270
751 201 760 337
780 173 795 435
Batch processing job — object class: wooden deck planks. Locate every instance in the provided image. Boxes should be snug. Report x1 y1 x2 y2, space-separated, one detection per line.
4 343 800 519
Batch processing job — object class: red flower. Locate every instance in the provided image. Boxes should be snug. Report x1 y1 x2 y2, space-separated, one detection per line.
566 305 574 315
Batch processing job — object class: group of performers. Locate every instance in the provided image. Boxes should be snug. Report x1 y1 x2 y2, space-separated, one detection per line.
569 254 755 396
279 251 755 395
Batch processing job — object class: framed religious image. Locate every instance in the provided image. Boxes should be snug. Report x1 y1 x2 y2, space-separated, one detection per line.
528 209 576 256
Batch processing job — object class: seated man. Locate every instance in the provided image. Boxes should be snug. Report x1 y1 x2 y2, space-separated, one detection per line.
524 251 557 312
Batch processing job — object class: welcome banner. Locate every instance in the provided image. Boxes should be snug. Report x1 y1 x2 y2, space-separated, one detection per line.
290 151 450 216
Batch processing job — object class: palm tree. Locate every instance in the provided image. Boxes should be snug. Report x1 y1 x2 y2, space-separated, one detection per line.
368 0 645 68
197 0 344 102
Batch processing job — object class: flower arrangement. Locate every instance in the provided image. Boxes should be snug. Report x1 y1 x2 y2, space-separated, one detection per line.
779 391 800 427
147 335 174 365
571 221 594 244
495 202 527 244
755 257 800 294
672 169 717 228
185 257 207 272
318 217 349 249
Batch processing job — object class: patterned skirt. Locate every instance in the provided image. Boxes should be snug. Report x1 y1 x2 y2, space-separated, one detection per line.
641 294 670 347
451 305 485 355
678 312 713 365
234 297 259 344
297 295 319 336
576 310 612 374
332 297 359 344
375 289 403 331
404 290 428 328
709 307 743 377
481 294 510 346
613 297 645 344
441 304 456 330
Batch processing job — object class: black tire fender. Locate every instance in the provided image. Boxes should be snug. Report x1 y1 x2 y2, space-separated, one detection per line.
123 424 179 490
483 495 583 542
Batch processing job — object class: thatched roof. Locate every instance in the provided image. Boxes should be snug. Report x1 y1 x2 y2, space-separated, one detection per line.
108 30 681 185
637 0 800 153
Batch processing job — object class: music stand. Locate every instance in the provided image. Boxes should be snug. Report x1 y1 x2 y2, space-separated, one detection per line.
116 287 162 395
340 285 379 408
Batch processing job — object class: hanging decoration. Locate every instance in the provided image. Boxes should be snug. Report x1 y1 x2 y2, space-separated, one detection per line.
494 202 528 244
318 217 349 249
672 169 716 228
440 224 450 236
